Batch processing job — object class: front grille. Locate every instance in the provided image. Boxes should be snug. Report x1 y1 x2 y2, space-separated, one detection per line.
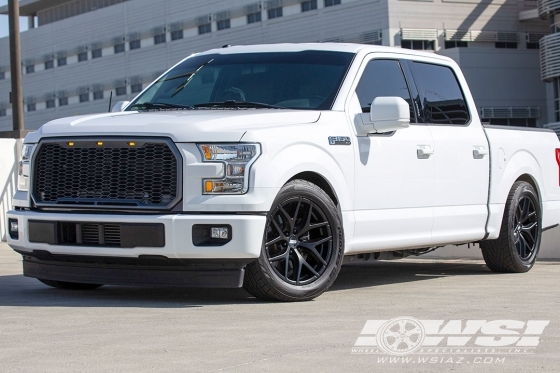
32 138 181 209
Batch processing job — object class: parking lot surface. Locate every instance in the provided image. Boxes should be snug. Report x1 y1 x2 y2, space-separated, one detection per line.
1 242 559 372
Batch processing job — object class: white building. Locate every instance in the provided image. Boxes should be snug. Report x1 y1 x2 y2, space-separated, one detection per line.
0 0 551 131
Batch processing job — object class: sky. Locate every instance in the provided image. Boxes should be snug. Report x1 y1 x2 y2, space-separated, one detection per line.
0 1 28 39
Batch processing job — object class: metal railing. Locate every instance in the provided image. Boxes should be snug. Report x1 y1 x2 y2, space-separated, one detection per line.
538 0 560 17
540 32 560 81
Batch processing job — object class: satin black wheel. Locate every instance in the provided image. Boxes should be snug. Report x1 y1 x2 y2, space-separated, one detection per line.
243 180 344 301
481 181 541 273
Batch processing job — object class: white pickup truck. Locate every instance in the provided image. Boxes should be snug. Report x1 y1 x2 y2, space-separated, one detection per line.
6 43 560 301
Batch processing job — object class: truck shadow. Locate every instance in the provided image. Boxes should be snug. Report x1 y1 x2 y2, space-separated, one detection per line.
0 259 503 308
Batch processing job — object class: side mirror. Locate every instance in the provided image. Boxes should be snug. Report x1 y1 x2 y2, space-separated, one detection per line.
111 101 130 112
370 97 410 133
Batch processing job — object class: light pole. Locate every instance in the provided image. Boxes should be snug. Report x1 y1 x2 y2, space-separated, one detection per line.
1 0 26 138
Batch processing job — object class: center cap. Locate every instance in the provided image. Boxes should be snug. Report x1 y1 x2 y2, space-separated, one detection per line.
288 237 298 247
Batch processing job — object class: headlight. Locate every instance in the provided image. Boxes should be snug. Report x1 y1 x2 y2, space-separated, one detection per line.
197 143 260 194
18 143 35 191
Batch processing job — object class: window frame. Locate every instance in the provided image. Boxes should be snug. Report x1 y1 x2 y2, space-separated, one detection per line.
171 30 184 41
354 58 419 124
403 59 472 127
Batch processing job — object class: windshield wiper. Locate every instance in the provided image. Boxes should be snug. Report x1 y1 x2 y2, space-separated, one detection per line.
170 59 214 98
194 100 285 109
128 102 194 110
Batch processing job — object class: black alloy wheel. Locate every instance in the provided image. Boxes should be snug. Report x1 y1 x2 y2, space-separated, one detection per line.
243 180 344 301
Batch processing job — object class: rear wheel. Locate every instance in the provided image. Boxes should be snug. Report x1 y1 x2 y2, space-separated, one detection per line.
481 181 541 273
38 279 103 290
243 180 344 301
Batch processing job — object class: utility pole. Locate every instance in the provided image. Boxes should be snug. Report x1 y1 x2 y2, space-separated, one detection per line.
1 0 26 138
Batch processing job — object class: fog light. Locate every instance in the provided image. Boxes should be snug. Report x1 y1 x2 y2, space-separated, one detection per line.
192 224 232 246
8 218 19 240
211 227 229 239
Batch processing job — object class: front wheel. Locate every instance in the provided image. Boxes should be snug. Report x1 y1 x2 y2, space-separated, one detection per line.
481 181 541 273
243 180 344 301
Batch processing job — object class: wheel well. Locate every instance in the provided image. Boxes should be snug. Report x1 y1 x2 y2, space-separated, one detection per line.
516 174 540 202
288 172 339 206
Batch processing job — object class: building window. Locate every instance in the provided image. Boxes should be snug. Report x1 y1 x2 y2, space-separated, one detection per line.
59 97 68 106
0 71 4 80
44 60 54 69
495 42 517 49
79 93 89 102
217 19 230 30
445 41 468 49
527 42 539 49
93 91 104 100
57 57 67 66
46 99 55 109
27 103 36 112
129 40 141 50
131 83 143 93
171 30 183 41
26 65 35 74
198 23 212 35
78 52 88 62
0 109 6 117
114 43 125 53
154 33 166 44
301 0 318 11
401 40 435 51
324 0 341 6
116 86 127 96
268 7 282 19
247 12 261 24
92 49 102 59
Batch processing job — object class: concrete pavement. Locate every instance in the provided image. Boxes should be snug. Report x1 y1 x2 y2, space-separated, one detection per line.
1 241 559 372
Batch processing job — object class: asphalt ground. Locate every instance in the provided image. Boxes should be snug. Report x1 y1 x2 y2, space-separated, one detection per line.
0 241 559 373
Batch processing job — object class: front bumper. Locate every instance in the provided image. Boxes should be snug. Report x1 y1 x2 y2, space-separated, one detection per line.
6 209 267 287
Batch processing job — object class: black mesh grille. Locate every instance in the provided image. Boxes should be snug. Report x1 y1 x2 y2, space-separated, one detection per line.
32 139 180 209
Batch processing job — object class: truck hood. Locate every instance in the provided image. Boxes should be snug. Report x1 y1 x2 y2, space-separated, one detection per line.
25 110 321 143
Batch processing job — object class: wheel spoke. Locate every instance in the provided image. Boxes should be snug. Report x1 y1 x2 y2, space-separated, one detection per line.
521 222 537 232
520 234 533 255
278 206 294 232
271 217 286 238
522 211 536 224
520 198 530 222
268 249 288 263
265 235 285 246
298 245 328 266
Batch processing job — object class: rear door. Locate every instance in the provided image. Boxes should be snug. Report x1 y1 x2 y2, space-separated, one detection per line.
406 61 490 244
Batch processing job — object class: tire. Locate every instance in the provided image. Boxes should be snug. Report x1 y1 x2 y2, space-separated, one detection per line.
38 279 104 290
481 181 541 273
243 180 344 301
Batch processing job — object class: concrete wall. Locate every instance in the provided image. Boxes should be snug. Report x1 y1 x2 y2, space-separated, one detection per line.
440 47 548 125
0 139 20 241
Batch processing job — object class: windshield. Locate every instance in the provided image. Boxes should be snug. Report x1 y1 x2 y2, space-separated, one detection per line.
126 51 354 111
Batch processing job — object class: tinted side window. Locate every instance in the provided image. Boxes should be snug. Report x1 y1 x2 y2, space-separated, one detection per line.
355 59 415 122
409 62 470 125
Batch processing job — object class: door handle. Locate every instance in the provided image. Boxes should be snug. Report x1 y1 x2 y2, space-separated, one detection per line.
473 146 488 159
417 145 434 159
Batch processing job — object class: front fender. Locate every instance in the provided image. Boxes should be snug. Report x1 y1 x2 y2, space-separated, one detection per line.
253 143 354 212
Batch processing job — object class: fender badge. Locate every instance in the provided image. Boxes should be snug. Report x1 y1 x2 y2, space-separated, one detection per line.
328 136 351 145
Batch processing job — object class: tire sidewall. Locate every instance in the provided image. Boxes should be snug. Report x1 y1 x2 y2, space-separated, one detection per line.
257 181 344 300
